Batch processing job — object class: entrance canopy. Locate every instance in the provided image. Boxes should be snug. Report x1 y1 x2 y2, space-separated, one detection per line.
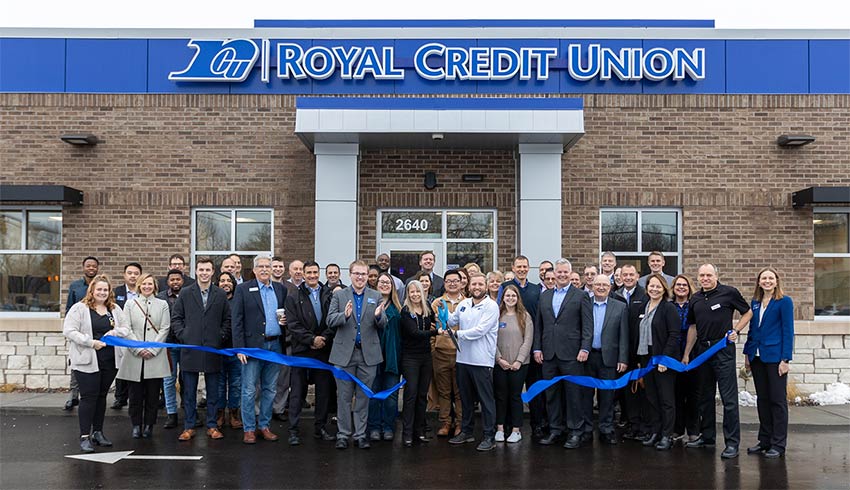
294 97 584 150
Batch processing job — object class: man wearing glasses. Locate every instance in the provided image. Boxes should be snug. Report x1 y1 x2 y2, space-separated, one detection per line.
157 254 195 293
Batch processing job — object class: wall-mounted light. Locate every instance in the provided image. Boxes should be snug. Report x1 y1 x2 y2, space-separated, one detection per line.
60 134 99 146
777 135 815 147
424 172 438 190
462 174 484 182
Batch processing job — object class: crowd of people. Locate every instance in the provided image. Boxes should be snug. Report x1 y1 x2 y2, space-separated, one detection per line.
62 250 794 459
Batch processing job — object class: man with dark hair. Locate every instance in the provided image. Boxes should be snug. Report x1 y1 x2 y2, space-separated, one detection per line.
375 253 404 292
538 260 554 293
271 256 286 283
325 263 345 290
63 256 100 411
157 269 185 429
111 261 142 410
407 251 444 297
430 268 465 437
286 260 336 444
157 254 195 293
229 253 244 284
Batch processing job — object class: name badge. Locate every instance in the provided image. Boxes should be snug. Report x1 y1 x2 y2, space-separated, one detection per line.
410 312 417 319
367 298 377 305
710 304 721 311
460 306 466 312
751 303 760 310
116 295 125 301
249 287 259 292
499 322 507 329
639 314 645 319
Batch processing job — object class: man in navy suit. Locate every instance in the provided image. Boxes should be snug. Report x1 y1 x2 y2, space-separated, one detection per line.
232 253 287 444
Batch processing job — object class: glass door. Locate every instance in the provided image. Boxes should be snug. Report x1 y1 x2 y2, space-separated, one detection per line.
379 241 443 284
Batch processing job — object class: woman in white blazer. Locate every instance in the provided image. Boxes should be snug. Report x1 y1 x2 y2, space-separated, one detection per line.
63 274 130 453
117 273 171 440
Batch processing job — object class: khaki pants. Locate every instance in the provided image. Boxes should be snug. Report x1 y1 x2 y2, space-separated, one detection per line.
432 348 462 426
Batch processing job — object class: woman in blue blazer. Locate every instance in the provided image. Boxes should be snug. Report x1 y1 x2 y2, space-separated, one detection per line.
743 267 794 459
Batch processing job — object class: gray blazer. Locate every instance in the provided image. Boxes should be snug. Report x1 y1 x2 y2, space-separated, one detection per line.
533 286 593 361
117 295 171 382
638 273 675 288
596 298 630 367
327 287 387 367
63 302 130 373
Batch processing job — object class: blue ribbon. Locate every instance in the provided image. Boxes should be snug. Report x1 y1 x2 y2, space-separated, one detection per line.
102 336 405 400
436 300 449 330
521 331 734 403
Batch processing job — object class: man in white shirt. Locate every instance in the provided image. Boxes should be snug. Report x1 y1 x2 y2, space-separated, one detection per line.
443 273 500 451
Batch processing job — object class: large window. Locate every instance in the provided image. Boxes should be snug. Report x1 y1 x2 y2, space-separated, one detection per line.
192 209 274 281
600 208 682 276
814 209 850 318
0 208 62 316
378 209 497 282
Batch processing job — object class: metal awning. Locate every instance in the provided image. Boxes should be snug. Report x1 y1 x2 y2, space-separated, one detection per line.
792 187 850 208
0 185 84 205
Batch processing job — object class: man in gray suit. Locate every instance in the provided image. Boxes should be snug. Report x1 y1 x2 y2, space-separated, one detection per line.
533 258 593 449
327 260 387 450
584 274 629 445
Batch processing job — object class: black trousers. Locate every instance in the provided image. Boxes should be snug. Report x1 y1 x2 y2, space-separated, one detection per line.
585 351 617 434
542 357 590 436
525 361 548 430
494 363 528 431
750 357 788 451
289 351 335 434
696 341 740 446
674 369 700 437
642 361 676 437
75 367 117 436
401 354 433 439
128 374 163 427
114 378 129 404
183 371 220 430
456 363 496 439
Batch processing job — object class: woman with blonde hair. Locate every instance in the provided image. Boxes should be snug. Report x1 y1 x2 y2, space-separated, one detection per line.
400 280 438 446
117 273 171 439
63 274 130 453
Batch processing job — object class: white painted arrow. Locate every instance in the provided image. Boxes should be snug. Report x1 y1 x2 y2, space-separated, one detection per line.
65 451 203 464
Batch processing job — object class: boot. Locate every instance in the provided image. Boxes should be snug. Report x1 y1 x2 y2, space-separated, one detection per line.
90 431 112 447
216 409 225 428
80 436 95 453
229 408 243 429
163 413 178 429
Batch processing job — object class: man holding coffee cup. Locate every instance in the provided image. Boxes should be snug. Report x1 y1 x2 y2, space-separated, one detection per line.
232 253 288 444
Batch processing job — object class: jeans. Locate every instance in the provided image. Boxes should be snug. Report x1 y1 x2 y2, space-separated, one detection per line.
218 355 242 411
368 366 400 433
241 340 281 432
163 348 181 415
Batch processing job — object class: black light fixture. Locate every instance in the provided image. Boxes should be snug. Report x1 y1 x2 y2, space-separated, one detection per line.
60 134 99 146
424 172 438 190
462 174 484 182
777 134 815 147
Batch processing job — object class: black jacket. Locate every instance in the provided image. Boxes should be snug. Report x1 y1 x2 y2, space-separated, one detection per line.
285 282 334 356
171 283 232 373
645 300 681 359
612 284 649 363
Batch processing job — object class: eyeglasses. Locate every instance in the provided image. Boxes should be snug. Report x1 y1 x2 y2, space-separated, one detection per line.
377 280 393 286
445 279 460 284
351 272 367 277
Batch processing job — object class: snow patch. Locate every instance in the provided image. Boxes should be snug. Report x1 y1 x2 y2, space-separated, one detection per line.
738 390 758 407
809 383 850 406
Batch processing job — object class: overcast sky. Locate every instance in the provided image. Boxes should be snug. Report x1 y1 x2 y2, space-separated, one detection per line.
3 0 850 29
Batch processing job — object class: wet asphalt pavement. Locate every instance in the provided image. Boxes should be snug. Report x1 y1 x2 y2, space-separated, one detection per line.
1 408 849 489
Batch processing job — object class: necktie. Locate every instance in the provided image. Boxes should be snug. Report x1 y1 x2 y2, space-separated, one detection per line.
310 290 322 324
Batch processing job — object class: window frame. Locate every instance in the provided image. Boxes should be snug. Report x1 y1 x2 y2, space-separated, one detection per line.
598 207 683 276
814 207 850 320
190 207 275 272
0 206 63 318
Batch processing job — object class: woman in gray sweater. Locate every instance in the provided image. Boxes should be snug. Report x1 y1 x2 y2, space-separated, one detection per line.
494 285 534 443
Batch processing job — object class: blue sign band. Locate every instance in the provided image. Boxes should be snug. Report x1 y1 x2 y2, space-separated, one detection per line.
521 331 734 403
101 336 405 400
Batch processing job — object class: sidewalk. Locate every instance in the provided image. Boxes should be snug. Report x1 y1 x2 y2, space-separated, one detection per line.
2 391 849 427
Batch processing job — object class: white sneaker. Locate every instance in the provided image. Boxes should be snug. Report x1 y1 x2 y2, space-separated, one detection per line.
494 430 505 442
506 432 522 443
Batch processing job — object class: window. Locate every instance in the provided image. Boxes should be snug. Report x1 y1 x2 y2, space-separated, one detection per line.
378 209 497 282
814 209 850 318
600 208 682 276
0 208 62 316
192 209 273 281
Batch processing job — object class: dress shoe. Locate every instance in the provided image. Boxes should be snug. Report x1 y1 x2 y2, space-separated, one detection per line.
178 429 196 441
655 436 673 450
686 437 715 448
437 423 451 437
563 434 583 449
315 428 335 441
449 432 475 445
747 443 771 454
538 432 562 446
256 428 279 441
383 431 394 441
370 430 381 441
335 438 349 450
132 425 142 439
289 433 301 446
142 425 153 438
764 448 784 459
80 436 95 453
243 431 256 444
721 445 739 459
601 432 618 445
206 427 224 439
356 438 371 449
476 438 496 452
642 433 660 447
90 431 112 447
64 398 78 411
163 414 178 429
229 408 243 429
